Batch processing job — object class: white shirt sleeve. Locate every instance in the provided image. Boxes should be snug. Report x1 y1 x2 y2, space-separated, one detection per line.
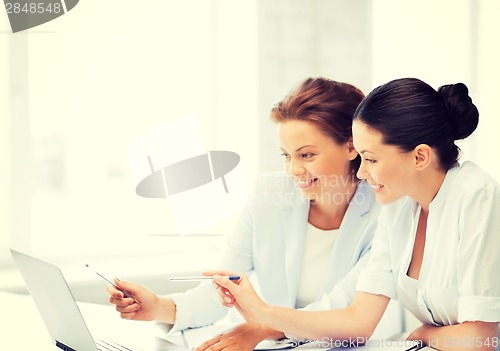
156 184 257 334
457 185 500 323
356 208 397 299
167 281 231 334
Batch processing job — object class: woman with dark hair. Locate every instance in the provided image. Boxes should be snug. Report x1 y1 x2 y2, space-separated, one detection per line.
107 78 401 351
210 78 500 351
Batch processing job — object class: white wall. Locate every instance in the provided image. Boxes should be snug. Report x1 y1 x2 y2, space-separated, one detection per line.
0 13 11 253
473 0 500 180
370 0 500 181
257 0 372 173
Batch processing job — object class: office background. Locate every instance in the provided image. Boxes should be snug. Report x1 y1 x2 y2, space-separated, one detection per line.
1 0 499 331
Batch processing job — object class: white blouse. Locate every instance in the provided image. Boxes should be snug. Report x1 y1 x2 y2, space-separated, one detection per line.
356 162 500 331
295 225 339 308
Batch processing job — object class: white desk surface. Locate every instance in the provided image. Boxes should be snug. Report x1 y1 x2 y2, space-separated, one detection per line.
0 291 186 350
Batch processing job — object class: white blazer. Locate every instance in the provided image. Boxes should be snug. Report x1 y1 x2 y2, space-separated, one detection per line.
168 172 390 334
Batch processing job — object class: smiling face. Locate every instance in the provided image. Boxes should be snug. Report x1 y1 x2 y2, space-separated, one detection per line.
352 120 417 204
278 120 357 203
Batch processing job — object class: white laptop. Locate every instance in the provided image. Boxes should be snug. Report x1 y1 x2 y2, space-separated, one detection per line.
10 249 186 351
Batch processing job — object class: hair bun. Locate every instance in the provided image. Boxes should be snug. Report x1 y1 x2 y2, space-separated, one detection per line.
437 83 479 140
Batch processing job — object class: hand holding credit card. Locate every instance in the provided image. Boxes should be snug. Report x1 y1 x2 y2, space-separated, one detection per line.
85 264 141 303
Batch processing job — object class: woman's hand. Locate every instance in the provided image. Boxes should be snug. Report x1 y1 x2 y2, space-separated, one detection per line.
407 321 499 351
203 271 269 324
193 323 285 351
106 279 168 322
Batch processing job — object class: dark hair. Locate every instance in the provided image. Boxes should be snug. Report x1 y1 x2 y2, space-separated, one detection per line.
353 78 479 170
271 77 365 175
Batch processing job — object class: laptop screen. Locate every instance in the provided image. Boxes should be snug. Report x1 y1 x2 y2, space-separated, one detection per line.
10 249 98 351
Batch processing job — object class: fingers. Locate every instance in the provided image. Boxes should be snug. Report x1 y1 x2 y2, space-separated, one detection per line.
109 295 136 307
205 272 244 307
193 334 221 351
104 279 148 320
115 302 141 314
212 274 240 292
107 280 139 307
106 278 138 300
219 287 236 306
109 278 142 304
202 270 241 277
106 284 124 299
118 307 141 320
113 278 139 294
110 298 141 320
193 330 259 351
212 275 239 307
107 285 133 307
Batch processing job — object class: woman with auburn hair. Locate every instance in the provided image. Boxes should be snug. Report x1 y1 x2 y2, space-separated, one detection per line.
107 77 402 351
210 78 500 351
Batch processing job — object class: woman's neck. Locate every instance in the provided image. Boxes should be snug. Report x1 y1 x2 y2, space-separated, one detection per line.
411 167 447 212
308 181 358 230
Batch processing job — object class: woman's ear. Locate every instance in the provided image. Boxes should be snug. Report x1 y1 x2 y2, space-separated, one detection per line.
413 144 432 171
346 140 358 161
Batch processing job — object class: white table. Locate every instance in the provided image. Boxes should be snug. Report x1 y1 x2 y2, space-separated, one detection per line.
0 291 185 350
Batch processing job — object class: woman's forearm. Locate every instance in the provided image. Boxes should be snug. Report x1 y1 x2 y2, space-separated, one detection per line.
156 296 177 324
212 274 389 342
260 305 369 341
257 292 389 342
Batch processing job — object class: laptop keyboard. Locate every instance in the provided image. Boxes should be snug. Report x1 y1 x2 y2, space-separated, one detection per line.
96 339 138 351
